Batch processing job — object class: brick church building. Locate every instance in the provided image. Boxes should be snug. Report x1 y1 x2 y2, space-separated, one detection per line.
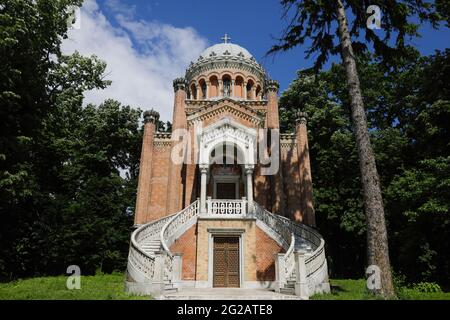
126 36 330 299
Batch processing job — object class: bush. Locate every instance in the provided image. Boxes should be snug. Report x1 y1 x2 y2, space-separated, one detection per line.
411 282 442 293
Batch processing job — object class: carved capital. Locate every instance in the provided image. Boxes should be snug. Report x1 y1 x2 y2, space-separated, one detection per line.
245 164 255 175
199 164 209 174
143 109 160 124
266 80 279 93
173 78 186 92
295 111 308 125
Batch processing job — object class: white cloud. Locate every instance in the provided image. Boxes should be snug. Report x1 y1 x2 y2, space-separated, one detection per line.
62 0 208 121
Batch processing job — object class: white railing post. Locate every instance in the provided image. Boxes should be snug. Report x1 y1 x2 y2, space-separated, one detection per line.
200 165 208 213
172 253 183 289
151 251 166 297
294 250 309 299
207 196 212 215
274 253 286 292
242 197 247 216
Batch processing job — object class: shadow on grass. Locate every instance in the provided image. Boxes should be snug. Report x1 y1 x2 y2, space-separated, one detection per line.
330 284 347 293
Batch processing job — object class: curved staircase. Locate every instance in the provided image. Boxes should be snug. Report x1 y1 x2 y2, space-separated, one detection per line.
125 200 330 299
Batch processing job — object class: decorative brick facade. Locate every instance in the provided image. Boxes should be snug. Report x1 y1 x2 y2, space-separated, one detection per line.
169 224 198 280
133 39 316 288
256 226 284 281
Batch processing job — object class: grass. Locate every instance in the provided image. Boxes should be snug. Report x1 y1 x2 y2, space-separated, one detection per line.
0 273 148 300
1 275 449 300
311 279 450 300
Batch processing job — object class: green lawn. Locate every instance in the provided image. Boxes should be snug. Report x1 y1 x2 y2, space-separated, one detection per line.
311 279 450 300
0 273 148 300
1 275 449 300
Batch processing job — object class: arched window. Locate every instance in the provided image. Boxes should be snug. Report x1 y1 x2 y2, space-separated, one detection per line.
246 80 254 100
199 79 207 99
190 84 197 100
222 75 231 97
235 76 244 98
255 85 262 101
209 76 219 97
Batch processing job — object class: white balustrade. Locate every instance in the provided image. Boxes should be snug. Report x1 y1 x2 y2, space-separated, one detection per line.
253 202 328 298
205 198 248 217
127 199 328 298
160 200 200 283
127 214 175 282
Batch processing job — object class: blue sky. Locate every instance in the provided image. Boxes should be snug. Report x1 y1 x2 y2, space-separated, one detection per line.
63 0 450 121
101 0 449 88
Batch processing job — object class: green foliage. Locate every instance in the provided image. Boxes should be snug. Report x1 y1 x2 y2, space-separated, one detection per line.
411 282 442 293
269 0 443 69
0 273 148 300
279 50 450 287
311 279 450 300
0 1 143 280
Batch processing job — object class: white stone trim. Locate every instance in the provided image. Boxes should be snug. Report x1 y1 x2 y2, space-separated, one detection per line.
242 281 277 290
255 219 288 250
206 228 245 288
198 117 257 168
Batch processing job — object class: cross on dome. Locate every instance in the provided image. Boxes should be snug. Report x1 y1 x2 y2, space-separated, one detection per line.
221 34 231 43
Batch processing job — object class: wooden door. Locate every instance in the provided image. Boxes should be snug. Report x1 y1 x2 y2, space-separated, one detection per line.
213 237 240 287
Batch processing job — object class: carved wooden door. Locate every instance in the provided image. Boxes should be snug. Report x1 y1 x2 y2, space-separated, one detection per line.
213 237 240 287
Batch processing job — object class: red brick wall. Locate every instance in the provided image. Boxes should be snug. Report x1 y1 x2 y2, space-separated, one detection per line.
281 145 302 221
147 145 171 221
255 226 284 281
169 224 197 280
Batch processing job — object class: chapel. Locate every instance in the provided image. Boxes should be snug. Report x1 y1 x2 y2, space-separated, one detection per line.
126 36 330 298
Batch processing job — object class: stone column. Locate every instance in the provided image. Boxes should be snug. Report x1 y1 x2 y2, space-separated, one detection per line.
218 80 223 97
243 81 248 100
172 253 183 289
274 253 286 292
206 81 210 99
200 164 208 213
266 80 286 216
251 87 256 100
245 164 254 208
196 84 201 101
134 110 159 225
231 79 235 97
294 250 309 299
151 251 167 297
295 111 315 226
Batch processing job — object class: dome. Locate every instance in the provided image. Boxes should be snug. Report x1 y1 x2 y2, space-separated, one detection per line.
199 43 253 61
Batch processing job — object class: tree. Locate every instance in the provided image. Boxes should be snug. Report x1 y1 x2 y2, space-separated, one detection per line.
0 1 143 279
270 0 443 297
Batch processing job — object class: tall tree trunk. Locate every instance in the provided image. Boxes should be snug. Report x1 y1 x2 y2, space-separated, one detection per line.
335 0 395 297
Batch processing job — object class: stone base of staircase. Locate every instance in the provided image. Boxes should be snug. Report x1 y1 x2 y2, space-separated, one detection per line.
157 288 305 300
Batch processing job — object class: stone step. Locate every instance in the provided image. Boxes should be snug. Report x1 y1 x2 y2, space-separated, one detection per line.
164 288 178 294
280 288 295 295
159 289 304 300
